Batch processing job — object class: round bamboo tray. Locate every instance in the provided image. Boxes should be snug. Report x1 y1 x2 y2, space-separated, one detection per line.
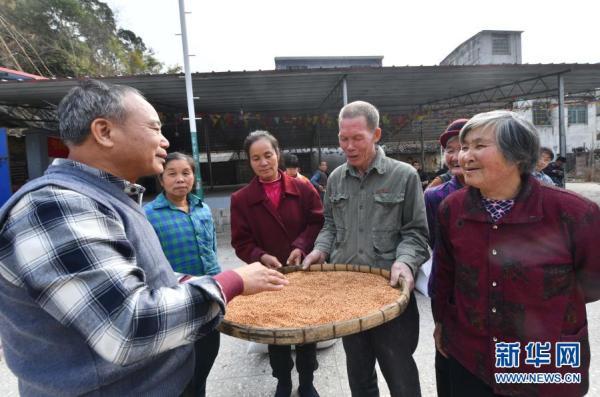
218 263 410 345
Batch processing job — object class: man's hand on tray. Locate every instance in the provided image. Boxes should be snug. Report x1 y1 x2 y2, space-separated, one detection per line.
301 249 326 270
233 262 289 294
390 261 414 292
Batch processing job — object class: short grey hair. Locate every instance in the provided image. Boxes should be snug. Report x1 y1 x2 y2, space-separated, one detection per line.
459 110 540 174
338 101 380 132
58 79 143 145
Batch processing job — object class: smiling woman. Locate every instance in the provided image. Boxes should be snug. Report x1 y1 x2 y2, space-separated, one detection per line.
432 110 600 397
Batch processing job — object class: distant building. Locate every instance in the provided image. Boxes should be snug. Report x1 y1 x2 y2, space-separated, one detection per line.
274 56 383 70
441 30 599 169
515 97 599 156
440 30 522 66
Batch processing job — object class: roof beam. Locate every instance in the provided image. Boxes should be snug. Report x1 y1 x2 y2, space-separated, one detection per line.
420 70 571 112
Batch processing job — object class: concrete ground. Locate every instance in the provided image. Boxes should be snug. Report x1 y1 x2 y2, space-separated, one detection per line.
1 182 600 396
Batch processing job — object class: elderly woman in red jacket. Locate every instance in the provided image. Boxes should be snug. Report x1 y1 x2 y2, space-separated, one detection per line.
230 130 324 397
432 110 600 397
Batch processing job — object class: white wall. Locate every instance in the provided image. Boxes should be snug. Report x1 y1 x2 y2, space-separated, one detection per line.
515 100 599 154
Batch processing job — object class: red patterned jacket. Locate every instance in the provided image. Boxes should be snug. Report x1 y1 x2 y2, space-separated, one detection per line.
432 176 600 396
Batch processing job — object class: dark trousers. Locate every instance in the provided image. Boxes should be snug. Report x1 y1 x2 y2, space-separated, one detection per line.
435 350 451 397
192 330 220 397
268 343 318 383
448 356 500 397
180 330 221 397
342 293 420 397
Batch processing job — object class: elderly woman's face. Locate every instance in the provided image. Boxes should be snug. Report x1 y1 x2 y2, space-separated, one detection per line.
458 126 520 194
443 137 462 177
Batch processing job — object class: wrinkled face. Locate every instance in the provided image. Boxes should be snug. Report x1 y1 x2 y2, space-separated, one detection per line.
160 159 194 200
249 138 279 181
443 137 462 177
536 152 552 172
319 162 328 172
285 167 299 178
338 116 381 173
458 126 520 193
110 93 169 181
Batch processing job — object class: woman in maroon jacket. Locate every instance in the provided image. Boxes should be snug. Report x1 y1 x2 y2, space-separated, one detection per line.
432 110 600 397
231 130 324 397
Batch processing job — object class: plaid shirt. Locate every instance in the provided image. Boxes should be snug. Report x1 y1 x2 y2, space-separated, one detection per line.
0 159 225 366
145 193 220 276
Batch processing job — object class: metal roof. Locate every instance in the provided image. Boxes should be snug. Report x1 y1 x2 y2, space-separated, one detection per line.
0 64 599 116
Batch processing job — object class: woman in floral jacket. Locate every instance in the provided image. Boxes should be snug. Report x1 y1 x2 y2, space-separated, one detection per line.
432 110 600 397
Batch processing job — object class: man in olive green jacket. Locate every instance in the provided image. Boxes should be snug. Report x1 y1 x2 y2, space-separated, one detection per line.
303 101 429 397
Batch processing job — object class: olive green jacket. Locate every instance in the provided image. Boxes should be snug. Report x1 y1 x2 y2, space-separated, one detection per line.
314 146 430 276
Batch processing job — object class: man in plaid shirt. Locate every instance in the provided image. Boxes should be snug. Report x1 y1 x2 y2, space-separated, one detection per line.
0 80 287 396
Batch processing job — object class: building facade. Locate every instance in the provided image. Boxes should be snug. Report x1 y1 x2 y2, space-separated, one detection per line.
275 56 383 70
440 30 522 66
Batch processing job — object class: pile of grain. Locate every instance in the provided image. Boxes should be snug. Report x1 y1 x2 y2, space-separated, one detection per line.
225 271 399 328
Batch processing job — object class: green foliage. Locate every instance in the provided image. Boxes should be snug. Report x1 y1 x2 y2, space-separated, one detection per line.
0 0 166 77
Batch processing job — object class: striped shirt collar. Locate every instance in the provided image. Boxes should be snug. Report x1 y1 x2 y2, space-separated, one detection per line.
52 159 146 203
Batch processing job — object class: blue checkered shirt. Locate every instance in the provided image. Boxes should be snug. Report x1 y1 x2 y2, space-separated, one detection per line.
145 193 220 276
0 159 224 366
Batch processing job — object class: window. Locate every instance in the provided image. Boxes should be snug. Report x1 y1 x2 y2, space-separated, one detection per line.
532 102 551 126
492 34 511 55
568 105 588 124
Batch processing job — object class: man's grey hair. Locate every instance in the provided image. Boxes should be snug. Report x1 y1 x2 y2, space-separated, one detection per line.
338 101 380 132
459 110 540 174
57 79 143 145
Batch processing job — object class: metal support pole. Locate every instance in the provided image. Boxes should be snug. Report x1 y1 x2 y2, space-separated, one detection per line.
342 78 348 106
316 124 322 165
420 117 425 167
558 74 567 172
178 0 203 197
204 119 214 189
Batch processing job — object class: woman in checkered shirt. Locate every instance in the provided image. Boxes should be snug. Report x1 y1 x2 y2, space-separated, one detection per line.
145 152 219 397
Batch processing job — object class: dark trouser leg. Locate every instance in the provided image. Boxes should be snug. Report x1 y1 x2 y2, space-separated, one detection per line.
192 329 220 397
269 344 294 396
296 343 319 396
370 293 421 397
296 343 318 383
435 350 452 397
448 356 497 397
342 330 379 397
268 344 294 379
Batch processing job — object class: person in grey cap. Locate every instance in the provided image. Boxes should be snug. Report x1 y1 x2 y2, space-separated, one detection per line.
303 100 429 397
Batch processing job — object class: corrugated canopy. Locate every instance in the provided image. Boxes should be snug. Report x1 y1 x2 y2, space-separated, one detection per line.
1 63 599 116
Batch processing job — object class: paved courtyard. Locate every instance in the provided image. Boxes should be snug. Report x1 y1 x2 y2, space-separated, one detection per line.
1 183 599 396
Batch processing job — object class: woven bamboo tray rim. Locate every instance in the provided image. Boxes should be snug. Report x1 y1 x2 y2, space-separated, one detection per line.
218 263 410 345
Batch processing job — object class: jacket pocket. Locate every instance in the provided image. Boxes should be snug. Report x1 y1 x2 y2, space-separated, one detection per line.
334 227 347 248
373 230 398 258
559 321 588 344
558 321 590 371
373 192 404 232
330 193 349 230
